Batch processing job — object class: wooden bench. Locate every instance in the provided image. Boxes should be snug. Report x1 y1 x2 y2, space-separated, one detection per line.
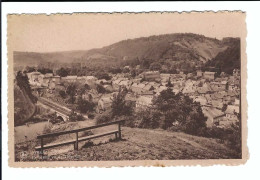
35 120 125 155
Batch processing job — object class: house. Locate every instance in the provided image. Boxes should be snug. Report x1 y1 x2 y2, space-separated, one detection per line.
197 70 203 77
131 83 146 95
51 76 61 84
234 98 240 106
225 105 239 121
119 80 129 89
48 81 56 91
112 79 122 90
62 76 78 83
203 71 216 80
26 71 42 85
143 71 160 81
44 73 53 78
210 81 227 91
136 96 153 109
97 96 113 112
182 80 196 94
103 84 113 92
202 107 225 127
194 96 207 106
211 100 224 109
228 83 239 91
160 74 171 83
142 84 154 94
76 76 87 84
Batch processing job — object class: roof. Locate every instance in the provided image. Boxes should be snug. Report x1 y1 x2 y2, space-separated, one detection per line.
225 105 239 114
204 72 216 75
113 79 122 84
136 96 153 105
27 71 42 75
194 96 207 105
156 86 167 93
65 76 77 80
143 84 153 91
86 76 97 80
202 107 225 119
119 80 129 86
136 83 146 89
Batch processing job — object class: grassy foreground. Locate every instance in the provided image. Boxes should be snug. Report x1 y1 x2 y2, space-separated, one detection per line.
15 126 240 161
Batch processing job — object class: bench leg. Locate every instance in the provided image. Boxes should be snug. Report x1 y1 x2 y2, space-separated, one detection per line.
115 132 118 140
74 142 78 151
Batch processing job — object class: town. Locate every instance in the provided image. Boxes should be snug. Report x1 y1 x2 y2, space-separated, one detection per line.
23 65 240 129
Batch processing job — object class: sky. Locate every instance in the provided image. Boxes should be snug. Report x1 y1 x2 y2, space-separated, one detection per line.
8 12 246 52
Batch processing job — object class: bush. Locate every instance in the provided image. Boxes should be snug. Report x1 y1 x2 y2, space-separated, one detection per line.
96 84 106 94
69 111 84 122
59 90 66 99
88 113 95 119
77 97 95 113
96 110 112 125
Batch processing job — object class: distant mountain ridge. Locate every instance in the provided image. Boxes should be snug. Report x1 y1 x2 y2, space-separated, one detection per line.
14 33 240 70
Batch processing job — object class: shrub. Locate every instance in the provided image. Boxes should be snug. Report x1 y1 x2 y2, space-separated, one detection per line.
69 111 84 122
59 90 66 99
96 110 112 125
88 113 95 119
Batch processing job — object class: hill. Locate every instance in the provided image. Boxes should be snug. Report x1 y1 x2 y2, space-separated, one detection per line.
14 33 235 70
15 126 240 161
203 38 241 75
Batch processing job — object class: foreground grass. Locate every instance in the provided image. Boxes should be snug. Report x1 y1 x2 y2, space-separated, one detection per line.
15 126 240 161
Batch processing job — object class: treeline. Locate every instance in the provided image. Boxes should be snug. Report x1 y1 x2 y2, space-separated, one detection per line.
14 71 37 126
24 66 53 74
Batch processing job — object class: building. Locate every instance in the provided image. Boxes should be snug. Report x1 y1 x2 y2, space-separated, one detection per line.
51 76 61 84
194 96 207 106
202 107 225 127
197 70 203 77
203 72 216 80
225 105 239 121
131 83 146 95
26 71 42 85
143 71 160 81
136 96 153 109
97 96 113 112
62 76 78 83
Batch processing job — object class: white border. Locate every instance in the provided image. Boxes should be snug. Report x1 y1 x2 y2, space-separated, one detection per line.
2 2 260 180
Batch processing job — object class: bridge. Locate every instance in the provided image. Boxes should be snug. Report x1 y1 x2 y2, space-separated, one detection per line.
37 97 71 121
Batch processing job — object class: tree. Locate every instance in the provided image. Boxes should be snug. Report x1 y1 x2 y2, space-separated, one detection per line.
69 110 84 122
59 90 66 99
16 71 36 103
65 83 77 104
111 87 133 117
95 71 111 80
130 69 136 78
76 97 95 113
56 68 69 77
152 88 207 133
96 84 106 94
149 62 162 71
166 78 173 87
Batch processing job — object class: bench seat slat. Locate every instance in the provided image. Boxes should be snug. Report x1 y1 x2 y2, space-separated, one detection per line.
78 130 118 142
35 130 119 151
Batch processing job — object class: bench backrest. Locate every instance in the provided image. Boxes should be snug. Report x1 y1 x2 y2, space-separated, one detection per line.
37 120 125 139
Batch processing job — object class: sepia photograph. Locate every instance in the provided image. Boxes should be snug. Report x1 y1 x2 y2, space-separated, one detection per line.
7 12 247 167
